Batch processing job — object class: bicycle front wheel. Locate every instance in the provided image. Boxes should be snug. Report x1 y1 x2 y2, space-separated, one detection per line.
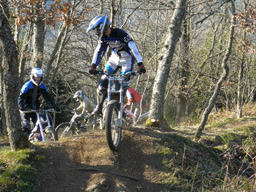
105 100 121 151
55 122 74 139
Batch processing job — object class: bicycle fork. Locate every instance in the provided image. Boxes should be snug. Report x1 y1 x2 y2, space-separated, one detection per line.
107 77 124 128
36 112 46 142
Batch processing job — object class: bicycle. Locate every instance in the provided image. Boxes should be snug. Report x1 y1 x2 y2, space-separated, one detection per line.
98 71 138 151
55 110 103 139
22 108 58 142
123 107 149 126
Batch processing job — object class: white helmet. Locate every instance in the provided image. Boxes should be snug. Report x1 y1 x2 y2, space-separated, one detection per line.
87 15 111 38
73 90 84 101
31 68 44 86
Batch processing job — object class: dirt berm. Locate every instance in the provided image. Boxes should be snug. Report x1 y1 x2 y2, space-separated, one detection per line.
36 127 176 192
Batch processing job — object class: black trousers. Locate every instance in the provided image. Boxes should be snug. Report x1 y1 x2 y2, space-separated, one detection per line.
20 111 37 132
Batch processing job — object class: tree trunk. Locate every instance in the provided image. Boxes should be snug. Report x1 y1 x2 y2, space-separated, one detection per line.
31 2 45 68
13 7 20 44
176 6 190 122
195 0 236 140
49 26 69 84
237 52 245 118
147 0 186 126
107 0 117 59
19 22 32 83
45 24 68 79
237 1 248 119
0 47 5 134
0 0 30 150
99 0 104 14
110 0 117 27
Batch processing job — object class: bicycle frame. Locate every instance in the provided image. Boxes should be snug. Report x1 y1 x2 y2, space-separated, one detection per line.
124 108 149 125
69 112 80 126
98 71 138 151
107 75 125 127
68 112 89 130
23 109 54 142
102 71 138 126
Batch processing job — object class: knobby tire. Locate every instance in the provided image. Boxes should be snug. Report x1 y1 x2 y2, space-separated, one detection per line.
105 100 121 151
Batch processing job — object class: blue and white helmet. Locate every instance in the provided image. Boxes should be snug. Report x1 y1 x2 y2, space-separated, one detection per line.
86 15 111 38
30 67 44 86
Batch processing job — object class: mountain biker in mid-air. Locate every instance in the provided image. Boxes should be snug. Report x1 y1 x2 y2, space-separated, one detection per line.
18 68 59 137
86 15 146 116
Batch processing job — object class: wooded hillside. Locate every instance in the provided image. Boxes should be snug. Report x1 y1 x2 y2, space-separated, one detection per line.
0 0 256 148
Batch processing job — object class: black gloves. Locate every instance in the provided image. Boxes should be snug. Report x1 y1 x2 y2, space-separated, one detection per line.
89 64 98 75
137 62 146 74
54 106 61 112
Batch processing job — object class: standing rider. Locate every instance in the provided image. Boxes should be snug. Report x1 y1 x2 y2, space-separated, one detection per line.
87 15 146 115
18 68 59 136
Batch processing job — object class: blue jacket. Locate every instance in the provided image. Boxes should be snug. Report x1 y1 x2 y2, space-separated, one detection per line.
18 80 56 110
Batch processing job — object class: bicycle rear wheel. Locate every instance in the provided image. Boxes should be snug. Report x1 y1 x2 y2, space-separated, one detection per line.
55 122 74 139
105 100 121 151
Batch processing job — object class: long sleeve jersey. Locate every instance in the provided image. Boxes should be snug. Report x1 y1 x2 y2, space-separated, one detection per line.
18 80 56 110
91 28 143 66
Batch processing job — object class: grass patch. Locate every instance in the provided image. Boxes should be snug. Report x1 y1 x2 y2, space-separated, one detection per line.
235 125 256 135
0 135 8 146
206 118 237 129
154 133 225 191
215 133 246 147
0 147 40 192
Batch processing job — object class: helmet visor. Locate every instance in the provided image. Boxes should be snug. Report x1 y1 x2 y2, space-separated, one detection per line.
76 96 82 102
94 25 101 36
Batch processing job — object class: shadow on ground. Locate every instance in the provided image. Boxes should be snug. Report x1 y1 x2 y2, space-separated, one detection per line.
35 124 225 192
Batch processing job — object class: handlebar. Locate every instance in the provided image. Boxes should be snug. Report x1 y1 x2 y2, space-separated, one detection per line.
21 108 57 113
96 70 139 78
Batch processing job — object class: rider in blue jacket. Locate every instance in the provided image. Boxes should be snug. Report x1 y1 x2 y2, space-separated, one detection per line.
18 68 59 135
87 15 146 115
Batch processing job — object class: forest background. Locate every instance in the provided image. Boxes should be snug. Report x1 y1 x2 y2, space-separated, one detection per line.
0 0 256 150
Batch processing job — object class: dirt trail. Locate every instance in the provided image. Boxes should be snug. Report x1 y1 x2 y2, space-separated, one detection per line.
36 128 169 192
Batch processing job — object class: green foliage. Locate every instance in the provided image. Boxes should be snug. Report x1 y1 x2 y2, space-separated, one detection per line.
206 118 236 129
235 124 256 136
242 136 256 157
154 134 225 191
163 99 176 125
0 148 38 192
218 133 244 147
